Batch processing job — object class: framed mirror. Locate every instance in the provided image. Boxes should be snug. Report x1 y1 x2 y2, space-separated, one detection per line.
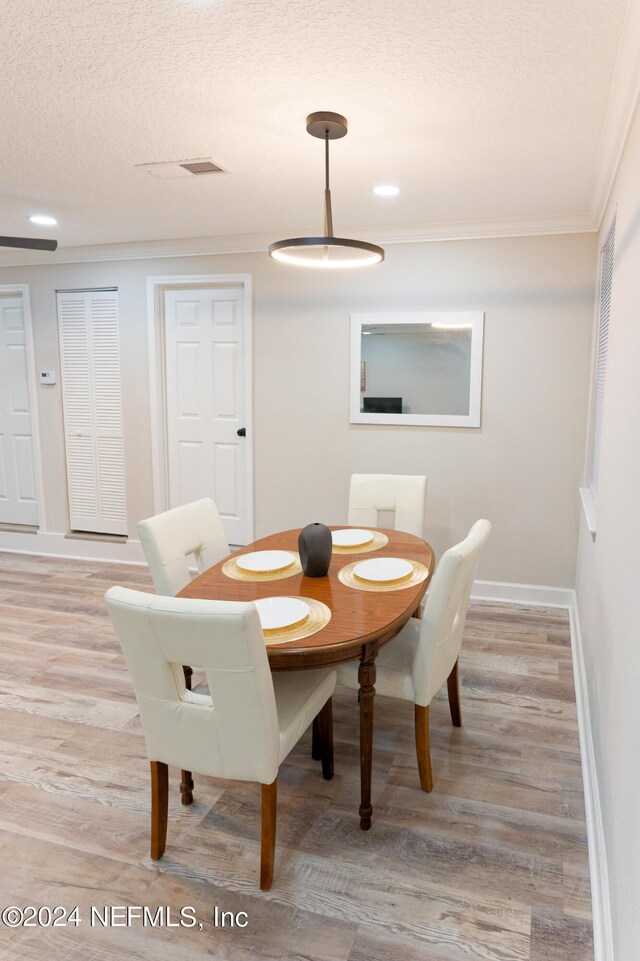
350 312 484 427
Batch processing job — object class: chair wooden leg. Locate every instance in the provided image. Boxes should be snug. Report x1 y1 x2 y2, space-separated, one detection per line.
260 779 277 890
414 704 434 793
447 658 462 727
311 715 322 760
150 761 169 860
181 665 194 804
315 697 334 780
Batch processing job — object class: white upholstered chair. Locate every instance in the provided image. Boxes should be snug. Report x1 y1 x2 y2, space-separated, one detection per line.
336 520 491 791
137 498 230 598
348 474 428 538
137 498 231 804
105 587 336 890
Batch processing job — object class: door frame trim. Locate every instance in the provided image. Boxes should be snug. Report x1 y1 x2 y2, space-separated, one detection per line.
146 274 254 544
0 283 46 530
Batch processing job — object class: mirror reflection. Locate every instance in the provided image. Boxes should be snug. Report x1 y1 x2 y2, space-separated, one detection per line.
360 323 473 416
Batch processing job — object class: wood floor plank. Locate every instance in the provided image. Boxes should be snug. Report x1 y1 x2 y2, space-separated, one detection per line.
0 683 139 730
529 903 594 961
0 552 594 960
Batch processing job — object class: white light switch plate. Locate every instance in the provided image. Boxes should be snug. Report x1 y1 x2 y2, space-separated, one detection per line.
39 370 57 384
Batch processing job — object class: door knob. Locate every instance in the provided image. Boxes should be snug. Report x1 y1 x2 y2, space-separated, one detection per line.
237 427 246 437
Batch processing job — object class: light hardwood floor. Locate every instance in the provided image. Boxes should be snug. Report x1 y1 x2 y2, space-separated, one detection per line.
0 553 593 961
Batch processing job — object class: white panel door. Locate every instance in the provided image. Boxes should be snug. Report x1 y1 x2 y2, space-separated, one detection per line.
164 287 248 544
0 295 39 526
57 291 127 535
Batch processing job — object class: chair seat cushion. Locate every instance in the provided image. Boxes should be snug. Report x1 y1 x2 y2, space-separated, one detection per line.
335 619 419 703
273 668 336 764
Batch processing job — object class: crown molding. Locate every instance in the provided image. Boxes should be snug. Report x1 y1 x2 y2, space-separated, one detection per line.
366 213 595 244
589 0 640 228
0 232 272 268
0 213 596 268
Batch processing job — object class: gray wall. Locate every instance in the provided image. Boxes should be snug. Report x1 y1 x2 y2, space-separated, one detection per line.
575 99 640 960
0 231 595 586
361 328 472 415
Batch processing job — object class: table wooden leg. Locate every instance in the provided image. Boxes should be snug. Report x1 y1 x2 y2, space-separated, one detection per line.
180 770 194 806
358 641 377 831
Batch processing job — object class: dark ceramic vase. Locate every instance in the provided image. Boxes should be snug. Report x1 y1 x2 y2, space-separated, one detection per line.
298 522 332 577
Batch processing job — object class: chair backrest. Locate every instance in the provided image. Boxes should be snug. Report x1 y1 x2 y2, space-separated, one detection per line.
137 498 230 596
105 587 280 784
348 474 428 538
412 519 491 706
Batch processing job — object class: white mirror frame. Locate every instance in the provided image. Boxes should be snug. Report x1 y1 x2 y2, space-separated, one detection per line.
350 311 485 428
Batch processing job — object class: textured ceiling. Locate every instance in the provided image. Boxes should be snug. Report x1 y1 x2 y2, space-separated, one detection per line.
0 0 628 252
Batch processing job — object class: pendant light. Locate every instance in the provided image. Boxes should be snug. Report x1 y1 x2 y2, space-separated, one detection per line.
268 112 384 269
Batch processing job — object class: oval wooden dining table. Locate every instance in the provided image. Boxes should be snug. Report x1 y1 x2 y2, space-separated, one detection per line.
179 527 435 830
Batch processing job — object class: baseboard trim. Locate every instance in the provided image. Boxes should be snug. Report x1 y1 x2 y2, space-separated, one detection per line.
0 530 146 565
568 596 614 961
0 523 39 534
470 579 575 607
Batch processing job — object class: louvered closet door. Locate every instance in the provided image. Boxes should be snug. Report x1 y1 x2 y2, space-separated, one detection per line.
57 291 127 535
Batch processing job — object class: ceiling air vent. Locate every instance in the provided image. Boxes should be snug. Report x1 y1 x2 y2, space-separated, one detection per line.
179 161 225 175
135 159 229 179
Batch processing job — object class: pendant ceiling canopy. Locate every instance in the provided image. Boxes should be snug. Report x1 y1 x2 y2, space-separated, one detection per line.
268 112 384 270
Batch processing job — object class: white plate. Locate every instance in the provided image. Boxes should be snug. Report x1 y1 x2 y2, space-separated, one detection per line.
353 557 413 583
332 528 374 548
254 597 311 632
235 550 295 574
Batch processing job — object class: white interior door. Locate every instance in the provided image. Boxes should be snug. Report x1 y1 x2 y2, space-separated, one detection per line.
164 286 250 544
0 294 39 526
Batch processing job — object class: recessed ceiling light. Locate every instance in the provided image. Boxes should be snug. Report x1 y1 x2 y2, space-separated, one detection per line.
373 184 400 197
29 214 57 226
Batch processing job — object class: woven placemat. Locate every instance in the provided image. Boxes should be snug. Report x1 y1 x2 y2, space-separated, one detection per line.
331 530 389 555
223 553 303 582
261 597 332 645
338 559 430 592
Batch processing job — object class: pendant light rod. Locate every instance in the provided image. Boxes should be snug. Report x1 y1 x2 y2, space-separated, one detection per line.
324 131 334 236
325 130 330 190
